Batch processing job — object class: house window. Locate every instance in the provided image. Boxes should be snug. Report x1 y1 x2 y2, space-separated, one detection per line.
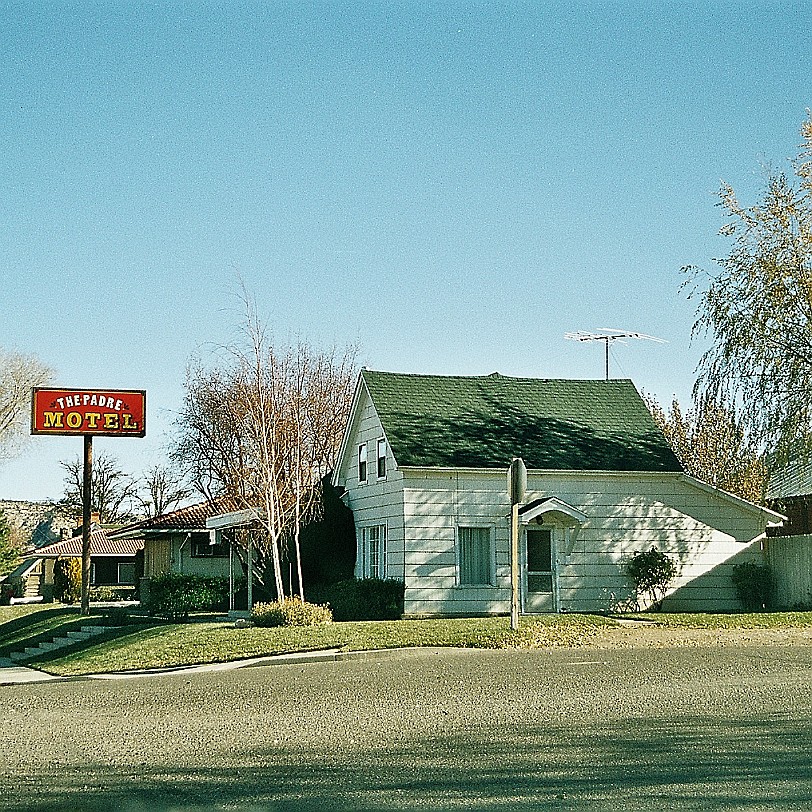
117 562 136 585
458 526 493 586
191 535 229 558
358 443 368 483
362 525 387 579
377 438 387 479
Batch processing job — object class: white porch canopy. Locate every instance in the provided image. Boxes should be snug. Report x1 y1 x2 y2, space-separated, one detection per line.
518 497 587 555
206 507 262 614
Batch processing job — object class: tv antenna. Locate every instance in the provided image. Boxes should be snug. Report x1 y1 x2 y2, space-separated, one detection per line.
564 329 666 380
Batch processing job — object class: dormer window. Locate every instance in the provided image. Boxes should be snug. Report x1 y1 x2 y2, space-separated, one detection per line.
358 443 368 483
377 438 387 479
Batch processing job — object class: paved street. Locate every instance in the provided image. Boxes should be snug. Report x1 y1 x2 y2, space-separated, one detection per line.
1 646 811 811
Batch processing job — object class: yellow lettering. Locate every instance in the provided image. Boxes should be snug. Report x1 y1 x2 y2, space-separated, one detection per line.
66 412 82 429
85 413 101 429
104 413 119 430
43 411 64 428
122 413 139 431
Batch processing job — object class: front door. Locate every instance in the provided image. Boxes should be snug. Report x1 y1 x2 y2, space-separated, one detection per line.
523 527 556 613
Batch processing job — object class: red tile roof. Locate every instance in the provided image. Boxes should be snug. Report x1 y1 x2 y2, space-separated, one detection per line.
32 526 143 558
110 499 238 536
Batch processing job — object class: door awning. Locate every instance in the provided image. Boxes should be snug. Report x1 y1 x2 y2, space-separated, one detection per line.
518 497 587 527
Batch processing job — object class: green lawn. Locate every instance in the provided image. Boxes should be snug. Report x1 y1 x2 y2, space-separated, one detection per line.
625 611 812 629
6 606 812 677
31 613 615 676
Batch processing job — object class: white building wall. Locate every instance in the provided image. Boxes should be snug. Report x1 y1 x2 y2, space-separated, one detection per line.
337 389 405 580
399 469 770 615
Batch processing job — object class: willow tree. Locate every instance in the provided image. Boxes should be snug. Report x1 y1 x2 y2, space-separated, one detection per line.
0 347 52 460
173 302 357 600
683 113 812 461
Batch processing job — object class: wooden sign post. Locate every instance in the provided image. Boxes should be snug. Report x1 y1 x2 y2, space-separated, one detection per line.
508 457 526 631
31 388 146 615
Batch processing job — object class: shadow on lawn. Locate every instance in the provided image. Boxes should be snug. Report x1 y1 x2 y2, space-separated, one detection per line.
6 714 812 812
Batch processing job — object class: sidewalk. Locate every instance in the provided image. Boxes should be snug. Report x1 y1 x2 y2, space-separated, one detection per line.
0 657 60 685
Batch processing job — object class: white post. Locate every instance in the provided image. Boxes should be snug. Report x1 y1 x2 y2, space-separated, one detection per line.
247 531 253 611
511 501 520 631
227 532 234 613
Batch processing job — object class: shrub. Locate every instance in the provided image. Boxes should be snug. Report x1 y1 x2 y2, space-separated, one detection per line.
0 580 18 605
102 606 132 626
89 585 137 602
732 560 775 611
309 578 405 621
251 597 333 627
54 558 83 604
625 547 679 611
145 574 230 620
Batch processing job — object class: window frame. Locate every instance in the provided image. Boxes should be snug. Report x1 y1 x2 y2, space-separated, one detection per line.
191 534 229 558
376 437 387 480
358 442 368 484
360 524 387 579
456 525 495 587
117 561 136 585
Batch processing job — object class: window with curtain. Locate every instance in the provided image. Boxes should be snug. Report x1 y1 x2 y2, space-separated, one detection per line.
458 526 492 585
358 443 367 483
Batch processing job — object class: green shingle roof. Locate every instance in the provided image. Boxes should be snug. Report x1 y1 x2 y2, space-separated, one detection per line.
362 370 682 472
767 456 812 500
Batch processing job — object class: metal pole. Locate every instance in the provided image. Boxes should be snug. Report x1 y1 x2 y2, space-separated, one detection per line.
510 502 520 631
228 533 234 613
604 338 609 380
80 434 92 615
247 531 253 611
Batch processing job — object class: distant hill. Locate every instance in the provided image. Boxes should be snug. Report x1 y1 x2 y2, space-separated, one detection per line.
0 499 77 550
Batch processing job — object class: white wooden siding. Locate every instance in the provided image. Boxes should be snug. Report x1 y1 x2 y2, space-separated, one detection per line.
335 388 405 581
398 469 769 615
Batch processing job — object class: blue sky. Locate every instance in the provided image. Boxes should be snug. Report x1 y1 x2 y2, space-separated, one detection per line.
1 1 810 502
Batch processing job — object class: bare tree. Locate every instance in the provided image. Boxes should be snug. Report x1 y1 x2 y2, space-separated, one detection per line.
137 464 191 518
61 451 140 524
0 347 52 460
173 299 357 599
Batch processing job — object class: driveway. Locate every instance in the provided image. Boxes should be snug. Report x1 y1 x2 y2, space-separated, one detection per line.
1 645 811 811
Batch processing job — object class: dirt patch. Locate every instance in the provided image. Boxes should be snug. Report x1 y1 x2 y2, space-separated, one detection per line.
591 624 812 649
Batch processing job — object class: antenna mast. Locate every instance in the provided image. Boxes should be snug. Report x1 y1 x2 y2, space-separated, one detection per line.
564 329 666 380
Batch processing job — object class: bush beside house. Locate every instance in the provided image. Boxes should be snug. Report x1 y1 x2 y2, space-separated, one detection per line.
53 557 82 604
144 573 230 620
309 578 405 621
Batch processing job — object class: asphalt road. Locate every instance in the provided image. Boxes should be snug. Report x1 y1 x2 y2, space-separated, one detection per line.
1 645 811 811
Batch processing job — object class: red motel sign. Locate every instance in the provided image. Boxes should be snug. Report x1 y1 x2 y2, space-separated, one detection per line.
31 388 146 437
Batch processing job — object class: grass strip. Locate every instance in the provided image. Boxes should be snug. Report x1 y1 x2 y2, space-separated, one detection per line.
38 614 615 676
622 611 812 629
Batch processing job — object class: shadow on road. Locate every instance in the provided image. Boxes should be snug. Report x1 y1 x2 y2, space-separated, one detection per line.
9 713 812 811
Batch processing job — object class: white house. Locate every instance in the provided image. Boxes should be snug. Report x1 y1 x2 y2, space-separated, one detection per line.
332 370 784 616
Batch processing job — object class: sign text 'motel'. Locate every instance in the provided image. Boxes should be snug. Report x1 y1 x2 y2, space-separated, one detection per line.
31 388 146 437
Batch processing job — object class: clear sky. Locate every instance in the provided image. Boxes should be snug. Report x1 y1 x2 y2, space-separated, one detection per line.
1 1 810 502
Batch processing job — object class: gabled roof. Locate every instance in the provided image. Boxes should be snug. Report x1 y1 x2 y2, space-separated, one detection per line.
31 525 142 558
110 499 234 538
359 370 682 472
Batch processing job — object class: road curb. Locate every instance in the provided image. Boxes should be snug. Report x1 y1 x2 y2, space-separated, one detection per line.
87 646 476 680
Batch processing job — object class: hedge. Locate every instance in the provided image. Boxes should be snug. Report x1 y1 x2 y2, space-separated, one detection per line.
144 573 230 620
308 578 405 621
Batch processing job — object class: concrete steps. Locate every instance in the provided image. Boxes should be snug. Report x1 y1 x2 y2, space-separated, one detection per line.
9 625 108 663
